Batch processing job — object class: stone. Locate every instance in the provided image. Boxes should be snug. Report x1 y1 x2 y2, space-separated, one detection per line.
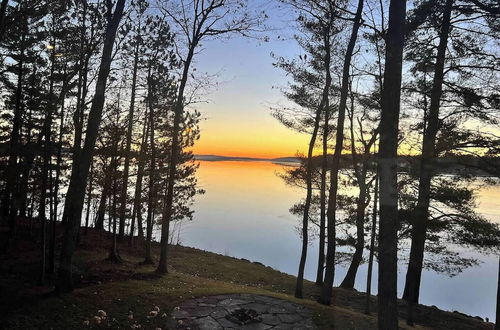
168 293 316 329
192 316 223 330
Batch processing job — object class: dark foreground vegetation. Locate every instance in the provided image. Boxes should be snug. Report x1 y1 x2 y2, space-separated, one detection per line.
0 223 495 330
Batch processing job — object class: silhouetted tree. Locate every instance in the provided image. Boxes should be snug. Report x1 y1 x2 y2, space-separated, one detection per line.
377 0 406 328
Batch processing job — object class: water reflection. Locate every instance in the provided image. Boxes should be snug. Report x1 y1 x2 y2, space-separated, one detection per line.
178 160 499 322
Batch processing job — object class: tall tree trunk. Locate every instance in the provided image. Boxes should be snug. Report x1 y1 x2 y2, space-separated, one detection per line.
57 0 126 292
130 114 149 244
3 31 25 242
316 107 330 286
155 44 197 274
39 42 56 285
295 89 323 298
404 2 453 321
319 0 364 305
365 173 378 314
118 36 140 240
295 25 332 296
0 0 8 44
143 66 156 265
377 0 406 328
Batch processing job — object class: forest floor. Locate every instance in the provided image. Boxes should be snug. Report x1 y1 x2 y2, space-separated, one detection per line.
0 223 495 330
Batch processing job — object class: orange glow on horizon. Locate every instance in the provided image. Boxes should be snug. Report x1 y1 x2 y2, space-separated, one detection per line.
193 115 311 159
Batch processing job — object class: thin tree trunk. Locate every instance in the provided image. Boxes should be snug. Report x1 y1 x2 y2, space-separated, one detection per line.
57 0 126 292
295 95 323 298
50 60 69 274
365 172 378 314
3 31 25 242
341 96 369 289
107 141 122 262
377 0 406 328
340 181 367 288
404 3 453 325
39 41 56 285
85 162 93 234
130 114 149 244
155 45 196 274
143 65 156 265
118 35 140 239
0 0 8 44
316 107 330 286
496 255 499 330
319 0 364 306
295 19 333 299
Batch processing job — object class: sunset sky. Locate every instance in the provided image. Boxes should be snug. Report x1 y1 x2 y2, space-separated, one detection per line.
190 5 309 159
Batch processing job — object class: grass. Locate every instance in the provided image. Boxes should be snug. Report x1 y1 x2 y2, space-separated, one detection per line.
0 227 494 329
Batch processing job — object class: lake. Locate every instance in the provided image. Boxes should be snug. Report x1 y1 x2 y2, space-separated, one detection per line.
174 160 500 322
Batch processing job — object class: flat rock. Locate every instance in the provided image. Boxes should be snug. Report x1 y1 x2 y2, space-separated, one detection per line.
169 294 315 329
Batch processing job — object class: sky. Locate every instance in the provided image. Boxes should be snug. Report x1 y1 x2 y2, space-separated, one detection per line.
189 4 310 159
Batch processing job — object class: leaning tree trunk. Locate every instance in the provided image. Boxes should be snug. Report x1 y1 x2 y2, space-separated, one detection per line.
377 0 406 329
57 0 126 292
340 99 370 289
404 2 453 324
319 0 364 306
340 179 367 288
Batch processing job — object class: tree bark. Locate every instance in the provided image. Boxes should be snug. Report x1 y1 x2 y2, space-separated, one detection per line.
404 3 453 322
377 0 406 329
319 0 364 306
57 0 126 292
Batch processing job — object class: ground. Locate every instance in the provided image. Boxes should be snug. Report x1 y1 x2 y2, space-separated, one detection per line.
0 225 495 329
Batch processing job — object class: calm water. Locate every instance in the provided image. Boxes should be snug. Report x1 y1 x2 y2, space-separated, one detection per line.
177 160 500 322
